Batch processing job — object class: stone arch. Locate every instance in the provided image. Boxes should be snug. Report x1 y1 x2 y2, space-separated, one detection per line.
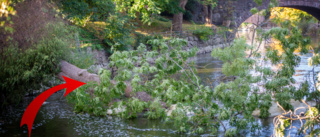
237 0 320 28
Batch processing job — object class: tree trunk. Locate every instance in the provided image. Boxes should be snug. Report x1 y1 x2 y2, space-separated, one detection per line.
58 60 100 83
172 0 188 32
204 5 213 25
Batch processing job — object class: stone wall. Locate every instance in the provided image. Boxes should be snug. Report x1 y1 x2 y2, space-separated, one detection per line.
190 0 269 27
185 35 226 54
190 0 320 28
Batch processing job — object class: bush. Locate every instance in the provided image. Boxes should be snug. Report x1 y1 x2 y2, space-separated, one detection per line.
183 10 193 21
134 32 163 50
103 14 135 53
193 27 215 41
0 22 74 105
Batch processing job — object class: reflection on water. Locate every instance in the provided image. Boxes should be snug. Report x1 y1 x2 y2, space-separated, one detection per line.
0 92 194 137
195 53 224 88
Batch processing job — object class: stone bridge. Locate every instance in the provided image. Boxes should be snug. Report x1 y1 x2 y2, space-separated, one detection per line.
190 0 320 27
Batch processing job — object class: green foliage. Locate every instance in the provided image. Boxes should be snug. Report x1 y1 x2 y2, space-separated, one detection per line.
67 69 114 116
193 27 215 41
211 3 314 135
58 0 114 26
145 98 165 119
0 22 72 105
123 98 146 119
0 0 17 35
225 128 236 137
183 10 193 21
104 14 135 52
67 50 96 70
68 38 228 134
200 0 218 8
113 0 173 25
155 16 170 22
274 118 290 137
262 21 310 110
134 32 163 50
212 38 253 76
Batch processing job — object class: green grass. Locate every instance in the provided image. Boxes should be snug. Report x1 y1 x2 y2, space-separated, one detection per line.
136 17 215 34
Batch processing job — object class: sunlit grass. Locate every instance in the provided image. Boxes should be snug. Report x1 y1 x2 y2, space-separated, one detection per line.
135 17 214 34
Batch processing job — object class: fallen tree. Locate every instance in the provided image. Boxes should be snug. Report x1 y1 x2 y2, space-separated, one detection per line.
58 60 166 108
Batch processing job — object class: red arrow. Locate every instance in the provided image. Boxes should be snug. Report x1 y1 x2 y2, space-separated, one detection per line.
20 76 86 137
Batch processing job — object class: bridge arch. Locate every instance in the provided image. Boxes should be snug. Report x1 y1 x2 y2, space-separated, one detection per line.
237 0 320 28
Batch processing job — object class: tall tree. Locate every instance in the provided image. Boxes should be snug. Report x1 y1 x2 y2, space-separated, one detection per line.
202 0 217 25
172 0 188 32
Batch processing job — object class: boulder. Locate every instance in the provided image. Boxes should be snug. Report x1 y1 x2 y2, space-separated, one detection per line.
252 99 316 117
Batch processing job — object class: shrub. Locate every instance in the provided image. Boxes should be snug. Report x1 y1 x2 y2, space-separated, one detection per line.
193 27 215 41
0 22 74 106
134 32 163 50
103 14 135 53
58 0 114 26
145 98 165 119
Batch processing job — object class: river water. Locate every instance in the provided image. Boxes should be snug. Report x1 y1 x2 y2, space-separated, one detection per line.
0 30 319 137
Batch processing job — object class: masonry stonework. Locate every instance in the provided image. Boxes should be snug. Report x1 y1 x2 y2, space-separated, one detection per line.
191 0 320 28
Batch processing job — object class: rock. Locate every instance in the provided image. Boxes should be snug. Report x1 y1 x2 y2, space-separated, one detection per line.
92 49 108 64
166 104 177 116
213 13 221 20
113 106 126 114
166 104 194 117
215 37 222 44
194 36 199 41
107 109 113 115
42 101 49 105
190 41 195 47
106 107 126 115
88 63 109 74
208 39 213 45
252 99 316 117
187 43 191 47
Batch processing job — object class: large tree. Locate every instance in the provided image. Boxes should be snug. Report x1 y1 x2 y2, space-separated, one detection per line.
202 0 217 25
171 0 188 32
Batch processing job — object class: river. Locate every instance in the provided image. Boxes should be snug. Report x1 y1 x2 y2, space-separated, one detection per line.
0 29 319 137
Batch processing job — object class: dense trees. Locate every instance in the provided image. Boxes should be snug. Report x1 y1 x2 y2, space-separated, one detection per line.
58 0 114 26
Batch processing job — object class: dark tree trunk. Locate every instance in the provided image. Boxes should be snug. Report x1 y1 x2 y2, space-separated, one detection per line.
172 0 188 32
206 5 212 25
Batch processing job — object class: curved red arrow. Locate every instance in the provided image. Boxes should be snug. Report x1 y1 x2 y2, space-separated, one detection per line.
20 76 86 137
